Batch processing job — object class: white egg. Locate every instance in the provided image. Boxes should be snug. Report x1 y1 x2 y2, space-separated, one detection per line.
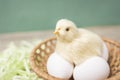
47 52 74 79
73 56 110 80
101 42 109 61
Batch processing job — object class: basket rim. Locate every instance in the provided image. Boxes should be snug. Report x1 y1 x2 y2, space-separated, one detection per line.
102 37 120 48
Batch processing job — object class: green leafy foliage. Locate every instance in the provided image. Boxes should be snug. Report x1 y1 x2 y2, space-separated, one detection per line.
0 40 43 80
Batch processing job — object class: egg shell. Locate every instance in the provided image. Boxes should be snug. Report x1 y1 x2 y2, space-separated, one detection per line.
73 56 110 80
47 52 74 79
102 42 109 61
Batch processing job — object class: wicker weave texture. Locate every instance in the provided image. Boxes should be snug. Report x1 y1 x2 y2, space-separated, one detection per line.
30 37 120 80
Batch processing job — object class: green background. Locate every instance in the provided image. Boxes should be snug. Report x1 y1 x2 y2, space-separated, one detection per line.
0 0 120 33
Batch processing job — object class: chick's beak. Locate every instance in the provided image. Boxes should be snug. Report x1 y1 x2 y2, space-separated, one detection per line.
53 28 60 35
53 30 59 35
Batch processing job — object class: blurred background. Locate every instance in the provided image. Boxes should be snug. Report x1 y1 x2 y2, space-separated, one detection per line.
0 0 120 33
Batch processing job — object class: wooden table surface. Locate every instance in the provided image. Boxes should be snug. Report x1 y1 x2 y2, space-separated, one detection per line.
0 26 120 51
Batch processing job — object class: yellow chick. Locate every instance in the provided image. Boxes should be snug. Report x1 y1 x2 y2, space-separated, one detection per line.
54 19 106 65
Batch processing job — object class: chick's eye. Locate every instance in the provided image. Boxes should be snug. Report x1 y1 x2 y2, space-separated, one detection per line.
66 28 70 31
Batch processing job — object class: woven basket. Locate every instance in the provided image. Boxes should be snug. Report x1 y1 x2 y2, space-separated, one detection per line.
30 37 120 80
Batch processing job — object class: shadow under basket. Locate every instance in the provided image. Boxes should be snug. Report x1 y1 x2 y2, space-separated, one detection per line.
30 37 120 80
